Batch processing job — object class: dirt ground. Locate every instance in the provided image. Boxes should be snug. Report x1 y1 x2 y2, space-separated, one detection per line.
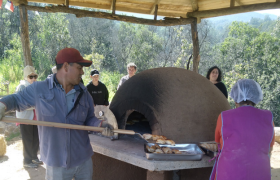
0 136 280 180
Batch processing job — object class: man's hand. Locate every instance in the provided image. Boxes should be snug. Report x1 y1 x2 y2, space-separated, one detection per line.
102 127 114 137
0 102 6 120
100 121 114 137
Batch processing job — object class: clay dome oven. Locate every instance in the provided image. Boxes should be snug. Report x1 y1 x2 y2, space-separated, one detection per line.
110 67 230 143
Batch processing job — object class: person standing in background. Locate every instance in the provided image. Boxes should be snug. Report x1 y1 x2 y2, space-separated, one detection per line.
117 63 137 90
16 65 42 168
86 69 109 106
206 66 228 98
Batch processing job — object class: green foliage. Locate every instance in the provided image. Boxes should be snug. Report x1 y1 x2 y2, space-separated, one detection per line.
0 34 24 95
83 39 105 71
213 21 280 126
29 12 71 78
1 8 280 126
99 71 124 102
5 132 21 141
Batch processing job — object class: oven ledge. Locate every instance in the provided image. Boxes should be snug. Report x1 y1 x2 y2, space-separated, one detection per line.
89 135 214 171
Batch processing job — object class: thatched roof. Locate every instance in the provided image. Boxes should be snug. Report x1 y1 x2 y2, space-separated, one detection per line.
13 0 280 26
24 0 279 18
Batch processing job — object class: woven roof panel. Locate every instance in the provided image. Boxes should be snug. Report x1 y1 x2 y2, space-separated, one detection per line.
27 0 277 18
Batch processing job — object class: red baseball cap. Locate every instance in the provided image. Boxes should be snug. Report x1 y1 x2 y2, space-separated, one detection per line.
55 48 92 67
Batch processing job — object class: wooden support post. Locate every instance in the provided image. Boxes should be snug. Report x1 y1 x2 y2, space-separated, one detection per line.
65 0 69 8
19 5 33 66
111 0 116 15
191 18 200 73
154 4 158 20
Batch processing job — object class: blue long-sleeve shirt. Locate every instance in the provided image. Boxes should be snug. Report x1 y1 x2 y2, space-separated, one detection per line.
0 74 101 168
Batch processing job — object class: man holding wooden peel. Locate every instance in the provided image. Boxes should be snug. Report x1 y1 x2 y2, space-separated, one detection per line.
0 48 113 180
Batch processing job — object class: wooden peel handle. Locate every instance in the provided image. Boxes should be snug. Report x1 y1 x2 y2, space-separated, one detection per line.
113 129 135 135
1 117 136 135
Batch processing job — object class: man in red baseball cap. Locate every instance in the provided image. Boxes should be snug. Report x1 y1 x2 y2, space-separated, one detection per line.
0 47 114 179
55 48 92 86
56 48 92 67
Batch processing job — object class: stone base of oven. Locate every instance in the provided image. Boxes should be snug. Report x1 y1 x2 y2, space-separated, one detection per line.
92 153 146 180
147 170 173 180
92 153 212 180
179 167 213 180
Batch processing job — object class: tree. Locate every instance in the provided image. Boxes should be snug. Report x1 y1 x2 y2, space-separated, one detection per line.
28 12 71 76
213 21 280 126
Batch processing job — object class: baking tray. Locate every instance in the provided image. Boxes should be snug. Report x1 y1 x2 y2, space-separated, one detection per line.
144 143 204 161
199 142 218 158
199 146 217 158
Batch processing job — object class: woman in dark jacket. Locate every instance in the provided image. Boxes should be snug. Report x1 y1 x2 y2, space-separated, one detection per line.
206 66 228 98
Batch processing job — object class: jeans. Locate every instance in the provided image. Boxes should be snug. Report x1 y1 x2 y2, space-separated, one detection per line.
45 157 93 180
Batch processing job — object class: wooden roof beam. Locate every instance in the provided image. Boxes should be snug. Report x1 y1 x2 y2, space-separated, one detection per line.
111 0 116 15
187 2 280 18
150 0 161 14
25 5 195 26
11 0 28 6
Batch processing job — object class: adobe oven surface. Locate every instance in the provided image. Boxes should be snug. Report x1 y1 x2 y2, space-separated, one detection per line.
110 67 230 143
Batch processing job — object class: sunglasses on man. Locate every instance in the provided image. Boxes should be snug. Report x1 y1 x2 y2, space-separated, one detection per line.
28 75 38 79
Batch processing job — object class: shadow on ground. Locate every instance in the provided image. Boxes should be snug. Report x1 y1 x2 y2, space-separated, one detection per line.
0 155 9 163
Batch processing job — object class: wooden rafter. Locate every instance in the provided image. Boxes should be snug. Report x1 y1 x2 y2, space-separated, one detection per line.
12 0 278 23
230 0 235 7
154 4 158 20
150 0 161 14
190 0 198 11
24 5 195 26
65 0 69 8
24 0 188 18
111 0 116 15
187 2 280 18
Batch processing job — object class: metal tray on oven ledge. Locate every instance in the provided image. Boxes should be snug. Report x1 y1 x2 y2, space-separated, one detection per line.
144 143 205 161
199 142 218 158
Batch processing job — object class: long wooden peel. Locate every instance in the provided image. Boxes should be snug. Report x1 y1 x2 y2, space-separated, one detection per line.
1 117 136 135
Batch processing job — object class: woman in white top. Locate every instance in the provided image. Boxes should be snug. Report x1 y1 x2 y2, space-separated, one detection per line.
16 65 42 168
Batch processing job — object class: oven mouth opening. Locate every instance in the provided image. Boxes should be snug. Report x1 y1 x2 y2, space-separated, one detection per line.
111 99 161 137
125 111 152 135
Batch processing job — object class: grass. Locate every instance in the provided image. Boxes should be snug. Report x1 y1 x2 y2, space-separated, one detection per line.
5 132 21 142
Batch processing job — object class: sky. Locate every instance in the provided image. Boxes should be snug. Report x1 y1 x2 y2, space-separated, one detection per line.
256 9 280 16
